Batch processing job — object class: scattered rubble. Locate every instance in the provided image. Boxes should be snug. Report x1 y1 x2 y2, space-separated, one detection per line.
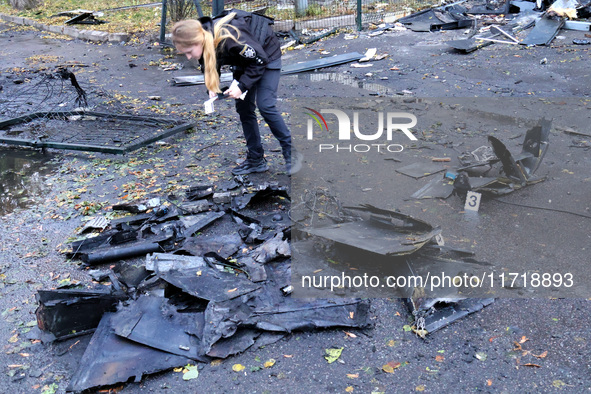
408 119 551 200
34 177 372 391
390 0 591 50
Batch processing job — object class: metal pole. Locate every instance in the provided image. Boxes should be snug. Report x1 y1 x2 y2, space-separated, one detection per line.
212 0 224 17
356 0 362 31
295 0 308 18
159 0 167 43
193 0 203 18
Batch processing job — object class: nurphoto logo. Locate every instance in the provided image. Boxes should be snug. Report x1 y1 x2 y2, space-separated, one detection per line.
303 107 418 153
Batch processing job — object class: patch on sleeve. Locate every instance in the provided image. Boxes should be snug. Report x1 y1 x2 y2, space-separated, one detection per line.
239 44 257 59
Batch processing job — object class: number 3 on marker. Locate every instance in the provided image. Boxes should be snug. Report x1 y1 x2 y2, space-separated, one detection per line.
464 191 481 212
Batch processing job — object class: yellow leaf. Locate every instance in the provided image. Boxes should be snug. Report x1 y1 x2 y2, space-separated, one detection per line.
552 380 566 388
345 387 354 393
387 340 397 347
382 361 401 373
324 347 344 363
349 312 354 319
346 373 359 379
196 271 202 276
8 334 18 343
416 385 426 391
173 367 183 372
264 359 276 368
211 359 222 366
232 364 245 372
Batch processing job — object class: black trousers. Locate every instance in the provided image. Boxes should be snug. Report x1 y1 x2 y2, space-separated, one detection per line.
234 68 291 162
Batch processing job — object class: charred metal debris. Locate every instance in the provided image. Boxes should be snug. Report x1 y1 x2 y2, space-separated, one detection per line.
409 119 551 200
35 178 371 392
392 0 591 52
31 125 550 389
0 69 192 154
292 201 495 339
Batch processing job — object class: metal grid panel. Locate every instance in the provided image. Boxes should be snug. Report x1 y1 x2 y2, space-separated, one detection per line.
0 71 192 154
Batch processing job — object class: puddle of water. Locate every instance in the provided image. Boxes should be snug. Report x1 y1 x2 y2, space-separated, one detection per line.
0 147 57 216
287 72 398 96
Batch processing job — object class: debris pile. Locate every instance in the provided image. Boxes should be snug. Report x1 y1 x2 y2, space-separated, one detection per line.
409 119 550 200
34 179 372 392
392 0 591 51
292 201 495 339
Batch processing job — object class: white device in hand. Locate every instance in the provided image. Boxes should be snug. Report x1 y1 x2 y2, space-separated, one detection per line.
230 79 248 100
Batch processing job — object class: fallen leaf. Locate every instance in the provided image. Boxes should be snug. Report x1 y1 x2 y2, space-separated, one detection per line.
344 331 357 338
232 364 245 372
487 379 492 386
41 383 58 394
387 340 397 347
349 312 354 319
8 334 18 343
313 269 323 274
403 325 412 332
522 363 541 368
394 311 401 316
345 387 354 393
283 354 293 358
347 373 359 379
435 355 444 362
519 336 529 344
325 347 344 363
182 364 199 380
173 367 183 372
264 359 276 368
489 335 501 343
211 359 222 366
552 380 566 388
415 385 425 391
533 351 548 359
382 361 401 373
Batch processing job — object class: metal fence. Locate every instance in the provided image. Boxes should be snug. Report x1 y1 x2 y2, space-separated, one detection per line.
162 0 434 36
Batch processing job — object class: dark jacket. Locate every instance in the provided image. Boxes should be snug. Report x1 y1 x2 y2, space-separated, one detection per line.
199 11 281 92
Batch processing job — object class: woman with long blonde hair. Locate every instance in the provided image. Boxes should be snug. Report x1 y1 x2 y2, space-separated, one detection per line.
172 11 301 175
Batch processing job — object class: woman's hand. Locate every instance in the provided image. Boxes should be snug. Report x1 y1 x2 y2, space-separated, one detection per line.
224 84 243 99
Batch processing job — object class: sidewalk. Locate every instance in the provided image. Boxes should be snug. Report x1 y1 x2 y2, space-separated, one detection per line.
0 12 129 42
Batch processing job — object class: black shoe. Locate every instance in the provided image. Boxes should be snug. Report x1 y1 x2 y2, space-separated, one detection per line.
232 158 269 175
286 151 303 176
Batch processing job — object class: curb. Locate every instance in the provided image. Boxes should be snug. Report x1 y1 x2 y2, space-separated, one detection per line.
0 13 129 43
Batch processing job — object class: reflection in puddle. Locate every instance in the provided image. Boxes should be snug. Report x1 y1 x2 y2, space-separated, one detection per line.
288 72 397 96
0 147 56 216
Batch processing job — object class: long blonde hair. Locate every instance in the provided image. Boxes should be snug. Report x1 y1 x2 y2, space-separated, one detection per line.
172 13 241 93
